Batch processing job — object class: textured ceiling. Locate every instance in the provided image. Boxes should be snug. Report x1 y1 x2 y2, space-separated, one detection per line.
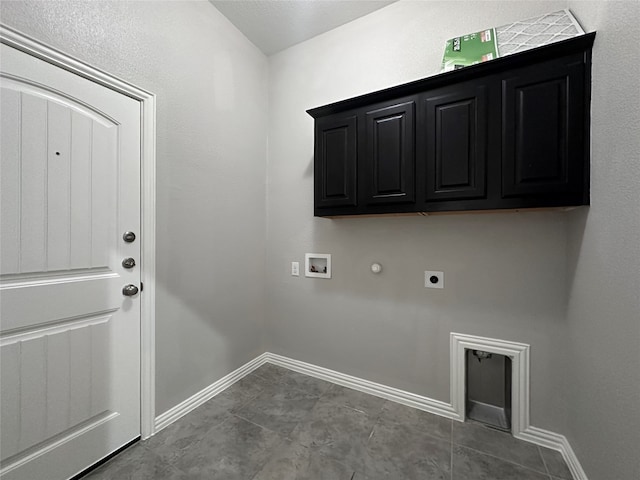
209 0 398 56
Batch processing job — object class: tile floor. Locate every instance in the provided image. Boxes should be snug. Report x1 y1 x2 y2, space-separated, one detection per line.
83 363 574 480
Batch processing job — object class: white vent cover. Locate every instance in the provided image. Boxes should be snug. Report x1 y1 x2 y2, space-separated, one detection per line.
496 9 585 56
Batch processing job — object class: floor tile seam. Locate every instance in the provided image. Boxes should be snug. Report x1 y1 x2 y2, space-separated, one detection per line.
373 414 454 444
230 410 304 445
364 417 453 457
174 405 234 433
171 414 243 457
217 385 274 413
178 412 272 458
450 421 454 479
538 449 573 480
192 413 238 442
453 443 549 476
314 392 383 419
538 444 552 476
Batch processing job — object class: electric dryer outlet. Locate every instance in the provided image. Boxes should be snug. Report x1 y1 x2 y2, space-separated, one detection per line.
425 271 444 289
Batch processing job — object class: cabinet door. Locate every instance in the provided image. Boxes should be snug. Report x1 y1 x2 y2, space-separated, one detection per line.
501 58 585 198
364 101 415 205
314 114 358 210
423 84 488 201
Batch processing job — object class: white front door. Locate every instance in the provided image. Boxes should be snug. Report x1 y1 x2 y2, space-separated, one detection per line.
0 43 141 480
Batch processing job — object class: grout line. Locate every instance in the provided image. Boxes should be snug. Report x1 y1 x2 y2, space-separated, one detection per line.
454 443 549 476
160 357 574 480
230 412 278 435
539 444 552 476
450 421 454 479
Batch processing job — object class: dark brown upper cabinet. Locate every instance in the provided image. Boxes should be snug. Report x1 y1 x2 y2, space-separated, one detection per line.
501 58 586 199
422 83 488 202
364 100 416 206
307 33 595 217
314 113 358 209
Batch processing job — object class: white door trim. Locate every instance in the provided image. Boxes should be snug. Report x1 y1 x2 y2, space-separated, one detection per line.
0 24 157 440
450 332 530 436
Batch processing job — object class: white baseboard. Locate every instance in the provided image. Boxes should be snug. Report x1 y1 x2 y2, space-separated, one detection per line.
518 426 587 480
263 352 459 420
153 351 587 480
154 352 269 432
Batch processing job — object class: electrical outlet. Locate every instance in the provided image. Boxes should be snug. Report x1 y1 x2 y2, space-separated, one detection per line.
291 262 299 276
425 270 444 289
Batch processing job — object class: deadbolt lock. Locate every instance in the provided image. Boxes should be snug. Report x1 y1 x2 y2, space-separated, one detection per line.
122 257 136 269
123 231 136 243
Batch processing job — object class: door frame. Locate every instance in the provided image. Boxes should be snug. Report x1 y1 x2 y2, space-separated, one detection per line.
0 24 157 440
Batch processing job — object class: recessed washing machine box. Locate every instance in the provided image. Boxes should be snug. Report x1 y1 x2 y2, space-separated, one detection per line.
466 349 512 431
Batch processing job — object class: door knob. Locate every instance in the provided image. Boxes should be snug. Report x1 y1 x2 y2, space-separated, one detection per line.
122 284 139 296
123 231 136 243
122 257 136 269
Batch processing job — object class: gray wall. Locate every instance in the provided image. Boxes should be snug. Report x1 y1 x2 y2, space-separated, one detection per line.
265 0 571 433
3 1 639 477
564 2 640 479
0 0 269 415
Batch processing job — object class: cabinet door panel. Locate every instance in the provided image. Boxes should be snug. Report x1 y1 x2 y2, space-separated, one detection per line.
424 85 488 201
502 60 585 197
364 101 415 205
315 114 357 209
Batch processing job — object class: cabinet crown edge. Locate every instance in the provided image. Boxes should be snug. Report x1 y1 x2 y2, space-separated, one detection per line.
307 32 596 119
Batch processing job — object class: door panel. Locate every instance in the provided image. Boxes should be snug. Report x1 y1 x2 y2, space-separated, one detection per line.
364 101 415 205
0 43 141 480
501 58 585 197
314 113 357 210
1 79 118 275
423 84 488 201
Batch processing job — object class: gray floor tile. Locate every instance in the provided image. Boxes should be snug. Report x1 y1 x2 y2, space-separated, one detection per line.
82 369 560 480
540 446 573 479
453 421 546 473
364 415 452 479
210 372 273 411
83 442 187 480
379 400 452 441
289 396 377 471
278 370 334 396
143 399 229 461
251 439 356 480
236 385 321 435
172 415 283 479
252 363 292 383
452 445 550 480
321 384 386 417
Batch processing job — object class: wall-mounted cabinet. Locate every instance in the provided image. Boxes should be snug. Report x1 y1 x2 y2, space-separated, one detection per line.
307 33 595 217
